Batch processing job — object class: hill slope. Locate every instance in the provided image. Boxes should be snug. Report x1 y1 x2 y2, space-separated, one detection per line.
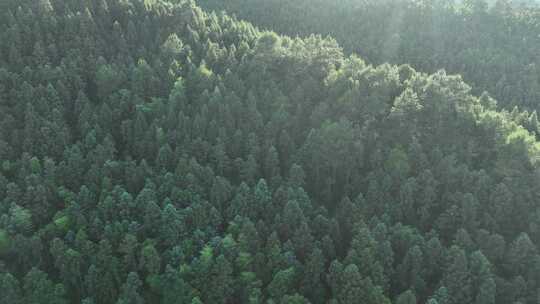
1 0 540 303
199 0 540 115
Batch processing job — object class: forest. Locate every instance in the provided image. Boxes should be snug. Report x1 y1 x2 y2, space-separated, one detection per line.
1 0 540 303
199 0 540 113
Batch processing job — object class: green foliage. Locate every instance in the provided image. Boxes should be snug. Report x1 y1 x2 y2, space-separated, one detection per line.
0 229 10 255
116 272 144 304
199 0 540 114
385 146 410 178
0 273 21 304
0 0 539 303
396 290 417 304
267 267 296 300
53 214 70 232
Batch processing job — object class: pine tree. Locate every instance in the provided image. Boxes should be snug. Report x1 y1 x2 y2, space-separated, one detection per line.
116 272 144 304
0 272 22 304
443 246 471 304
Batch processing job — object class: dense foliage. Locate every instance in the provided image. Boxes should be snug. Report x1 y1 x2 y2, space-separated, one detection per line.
199 0 540 114
1 0 540 303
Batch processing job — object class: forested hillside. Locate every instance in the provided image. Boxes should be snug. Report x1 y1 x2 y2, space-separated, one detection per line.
1 0 540 303
199 0 540 114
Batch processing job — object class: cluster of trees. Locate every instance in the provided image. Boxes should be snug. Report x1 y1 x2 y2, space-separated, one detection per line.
0 0 540 303
199 0 540 114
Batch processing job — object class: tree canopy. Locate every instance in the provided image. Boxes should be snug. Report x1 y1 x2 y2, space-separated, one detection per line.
0 0 540 303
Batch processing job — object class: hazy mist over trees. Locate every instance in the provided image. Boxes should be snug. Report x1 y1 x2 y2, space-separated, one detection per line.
200 0 540 113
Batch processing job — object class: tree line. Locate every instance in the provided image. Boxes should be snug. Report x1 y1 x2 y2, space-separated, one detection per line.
199 0 540 115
